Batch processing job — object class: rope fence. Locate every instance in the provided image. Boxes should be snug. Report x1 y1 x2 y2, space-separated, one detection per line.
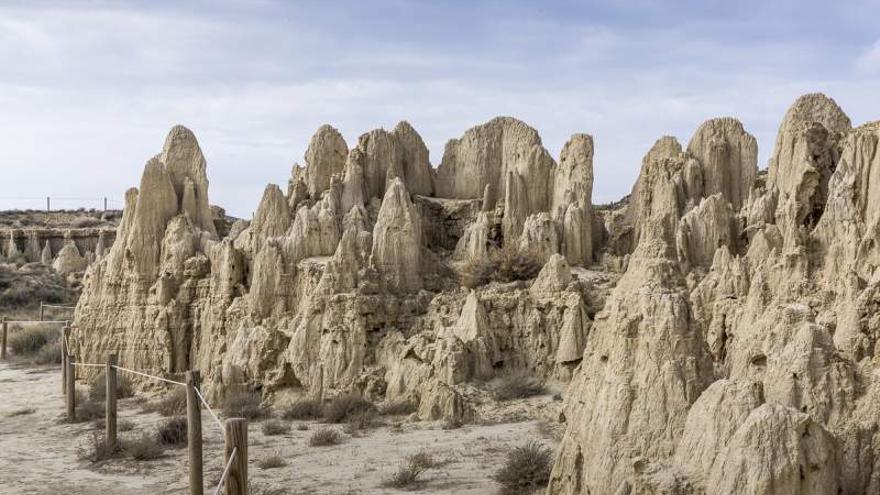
55 323 250 495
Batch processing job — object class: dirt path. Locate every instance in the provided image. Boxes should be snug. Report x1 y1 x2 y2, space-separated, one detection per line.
0 361 558 494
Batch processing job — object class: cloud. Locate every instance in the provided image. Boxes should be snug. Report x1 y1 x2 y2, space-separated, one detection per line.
856 41 880 74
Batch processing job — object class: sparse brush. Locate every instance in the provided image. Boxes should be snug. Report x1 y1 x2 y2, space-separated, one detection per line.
249 481 288 495
261 419 290 436
459 255 495 288
492 441 552 495
322 394 375 423
74 391 105 422
33 340 62 364
8 327 58 356
343 409 381 435
379 399 417 416
89 370 135 402
493 372 545 401
382 451 439 489
5 407 35 417
309 427 342 447
442 417 464 430
282 398 323 420
144 388 187 417
489 245 542 283
123 433 165 460
222 388 264 419
257 453 287 469
155 416 188 447
77 431 122 462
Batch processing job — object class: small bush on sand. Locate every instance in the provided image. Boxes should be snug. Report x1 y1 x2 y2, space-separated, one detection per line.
261 419 290 436
382 452 439 489
257 453 287 469
282 398 323 420
73 391 105 422
144 388 187 417
343 409 381 435
309 427 342 447
493 372 545 401
155 416 188 447
89 370 135 402
8 327 57 356
379 399 417 416
492 441 552 495
77 431 121 462
222 388 264 419
33 340 62 364
123 434 165 460
322 394 375 423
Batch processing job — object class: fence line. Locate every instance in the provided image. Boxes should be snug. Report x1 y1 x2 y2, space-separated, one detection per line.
214 448 238 495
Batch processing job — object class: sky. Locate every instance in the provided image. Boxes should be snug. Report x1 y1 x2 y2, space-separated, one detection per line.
1 0 879 218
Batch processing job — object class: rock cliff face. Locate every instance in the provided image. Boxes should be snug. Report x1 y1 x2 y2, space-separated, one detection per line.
71 94 880 494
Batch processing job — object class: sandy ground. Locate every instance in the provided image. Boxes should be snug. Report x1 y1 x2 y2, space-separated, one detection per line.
0 360 560 495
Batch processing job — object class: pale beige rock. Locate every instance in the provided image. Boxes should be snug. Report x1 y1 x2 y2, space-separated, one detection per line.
305 124 348 198
40 241 52 265
371 178 422 292
686 117 758 209
530 253 572 296
518 212 559 263
52 242 87 275
675 193 738 271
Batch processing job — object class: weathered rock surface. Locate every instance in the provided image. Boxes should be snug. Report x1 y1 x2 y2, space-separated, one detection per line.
69 95 880 494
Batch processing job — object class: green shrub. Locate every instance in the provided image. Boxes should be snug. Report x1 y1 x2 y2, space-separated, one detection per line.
282 398 323 420
492 441 552 495
322 394 375 424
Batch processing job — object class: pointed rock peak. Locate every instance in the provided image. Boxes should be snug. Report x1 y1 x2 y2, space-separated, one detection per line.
531 253 572 295
41 240 52 264
560 133 594 165
453 291 489 343
305 124 348 198
686 117 757 209
645 136 683 164
780 93 851 135
158 125 216 235
371 178 422 292
253 184 291 240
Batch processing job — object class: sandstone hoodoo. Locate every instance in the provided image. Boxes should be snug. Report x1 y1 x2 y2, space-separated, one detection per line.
68 94 880 494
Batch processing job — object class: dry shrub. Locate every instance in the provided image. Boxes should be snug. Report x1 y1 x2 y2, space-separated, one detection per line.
343 409 381 435
77 431 121 462
458 245 542 288
257 453 287 469
490 245 542 283
144 388 187 417
89 370 135 402
442 417 464 430
493 372 545 401
322 394 375 423
309 427 342 447
33 340 62 364
8 327 57 356
155 416 188 447
382 451 439 489
261 419 290 436
124 433 165 460
6 407 35 417
492 441 552 495
222 388 264 419
282 398 322 420
379 399 417 416
73 390 105 422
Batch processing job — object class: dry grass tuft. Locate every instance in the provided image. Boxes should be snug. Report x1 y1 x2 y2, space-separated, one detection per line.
155 416 188 447
8 327 58 356
459 244 543 288
222 388 265 419
492 441 552 495
77 431 122 462
493 372 545 401
144 388 187 417
309 427 343 447
379 399 417 416
382 451 440 489
261 419 291 436
281 398 323 420
123 433 165 460
89 370 135 402
257 453 287 469
322 394 375 423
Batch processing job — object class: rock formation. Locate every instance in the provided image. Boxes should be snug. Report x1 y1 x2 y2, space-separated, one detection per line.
69 94 880 494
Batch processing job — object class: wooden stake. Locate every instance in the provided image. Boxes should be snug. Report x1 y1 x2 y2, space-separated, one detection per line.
105 354 117 449
66 355 76 421
224 418 248 495
39 302 44 321
61 326 70 395
1 317 7 360
186 370 204 495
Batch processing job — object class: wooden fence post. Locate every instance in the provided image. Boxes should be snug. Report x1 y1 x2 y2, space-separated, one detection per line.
105 353 117 449
186 370 204 495
224 418 248 495
61 325 70 395
1 317 7 360
39 302 44 321
66 354 76 421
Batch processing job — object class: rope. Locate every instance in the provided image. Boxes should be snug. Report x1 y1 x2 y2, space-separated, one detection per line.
70 362 104 368
42 304 76 309
213 447 237 495
194 386 224 432
111 365 186 387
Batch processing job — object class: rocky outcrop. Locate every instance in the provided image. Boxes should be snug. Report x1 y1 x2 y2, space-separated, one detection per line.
69 95 880 493
52 242 88 276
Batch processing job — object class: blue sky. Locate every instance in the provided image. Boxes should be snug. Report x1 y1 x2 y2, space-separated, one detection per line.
1 0 878 217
